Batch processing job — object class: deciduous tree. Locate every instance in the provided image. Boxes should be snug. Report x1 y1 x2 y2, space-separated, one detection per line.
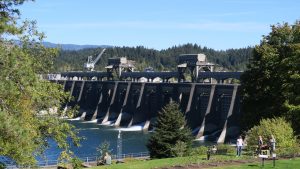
241 21 300 133
0 0 80 165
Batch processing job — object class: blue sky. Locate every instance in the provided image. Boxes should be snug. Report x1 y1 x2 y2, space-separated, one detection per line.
19 0 299 50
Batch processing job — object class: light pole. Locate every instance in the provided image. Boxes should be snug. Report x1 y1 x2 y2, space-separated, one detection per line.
117 130 122 163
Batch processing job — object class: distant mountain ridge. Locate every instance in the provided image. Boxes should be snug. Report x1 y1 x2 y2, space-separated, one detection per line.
42 42 112 50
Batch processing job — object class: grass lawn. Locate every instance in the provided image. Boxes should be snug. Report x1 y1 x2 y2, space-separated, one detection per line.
215 158 300 169
91 155 251 169
91 156 203 169
91 156 300 169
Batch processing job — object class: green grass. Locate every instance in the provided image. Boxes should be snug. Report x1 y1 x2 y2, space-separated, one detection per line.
215 158 300 169
91 155 250 169
91 156 300 169
91 156 201 169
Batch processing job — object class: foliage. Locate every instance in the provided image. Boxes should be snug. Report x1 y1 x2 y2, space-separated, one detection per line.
0 0 80 165
191 146 208 155
216 144 236 154
147 102 193 158
246 118 297 151
96 141 111 163
71 157 83 169
276 145 300 157
54 44 253 72
170 141 187 157
0 0 29 35
0 163 5 169
241 21 300 132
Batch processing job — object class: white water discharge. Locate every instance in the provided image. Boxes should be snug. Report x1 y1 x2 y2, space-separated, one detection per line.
117 123 144 131
67 117 81 121
99 121 114 126
195 135 208 141
76 128 99 130
41 120 150 162
81 119 98 123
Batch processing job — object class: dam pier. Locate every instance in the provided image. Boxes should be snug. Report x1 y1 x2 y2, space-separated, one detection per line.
50 54 243 143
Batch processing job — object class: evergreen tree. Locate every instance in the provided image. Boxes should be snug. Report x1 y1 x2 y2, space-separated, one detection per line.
147 102 193 158
241 21 300 133
54 44 253 72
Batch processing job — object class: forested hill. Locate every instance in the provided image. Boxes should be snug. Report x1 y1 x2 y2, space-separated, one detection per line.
53 43 253 72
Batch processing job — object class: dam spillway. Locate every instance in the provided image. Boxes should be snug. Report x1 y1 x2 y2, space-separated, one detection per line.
56 80 241 143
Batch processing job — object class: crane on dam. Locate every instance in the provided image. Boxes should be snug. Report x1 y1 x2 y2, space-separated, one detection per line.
84 48 106 71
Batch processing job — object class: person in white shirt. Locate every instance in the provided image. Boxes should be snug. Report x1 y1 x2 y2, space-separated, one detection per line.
236 136 244 156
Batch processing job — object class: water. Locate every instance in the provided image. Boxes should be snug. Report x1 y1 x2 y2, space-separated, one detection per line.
41 119 214 163
42 120 150 161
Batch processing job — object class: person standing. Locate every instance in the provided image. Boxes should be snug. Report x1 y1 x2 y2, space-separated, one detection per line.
257 135 263 155
236 136 244 156
104 152 111 165
269 135 276 154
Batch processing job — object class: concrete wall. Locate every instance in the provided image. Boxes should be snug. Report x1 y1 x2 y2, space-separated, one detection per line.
55 80 242 142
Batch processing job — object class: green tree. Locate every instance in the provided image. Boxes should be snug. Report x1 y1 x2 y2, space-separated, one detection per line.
96 141 111 164
246 117 298 156
0 0 27 35
246 118 296 148
147 102 193 158
0 0 80 165
241 21 300 132
54 44 253 72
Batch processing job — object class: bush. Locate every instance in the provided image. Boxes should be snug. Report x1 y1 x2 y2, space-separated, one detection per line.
246 117 297 155
276 145 300 157
0 163 5 169
57 164 72 169
171 141 188 157
216 144 235 154
71 157 83 169
191 146 208 155
96 141 111 165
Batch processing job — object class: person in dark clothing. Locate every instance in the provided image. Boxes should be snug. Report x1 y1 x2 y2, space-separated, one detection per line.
257 135 263 155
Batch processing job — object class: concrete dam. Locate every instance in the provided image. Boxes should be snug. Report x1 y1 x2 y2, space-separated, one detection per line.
55 80 241 143
51 54 243 143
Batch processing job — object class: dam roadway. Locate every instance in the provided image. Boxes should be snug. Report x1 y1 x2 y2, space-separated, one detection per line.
55 80 242 143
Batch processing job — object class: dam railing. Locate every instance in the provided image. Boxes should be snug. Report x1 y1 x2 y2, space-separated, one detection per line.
37 151 150 167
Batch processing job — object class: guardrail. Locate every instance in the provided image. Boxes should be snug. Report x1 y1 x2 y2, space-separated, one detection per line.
37 152 150 167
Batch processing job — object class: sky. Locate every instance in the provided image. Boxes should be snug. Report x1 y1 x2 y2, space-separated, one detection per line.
18 0 300 50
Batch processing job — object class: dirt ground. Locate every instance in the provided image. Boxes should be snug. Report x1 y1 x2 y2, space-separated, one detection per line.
160 159 262 169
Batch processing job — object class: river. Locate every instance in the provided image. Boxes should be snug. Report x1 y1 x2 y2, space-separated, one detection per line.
41 119 212 163
42 120 150 161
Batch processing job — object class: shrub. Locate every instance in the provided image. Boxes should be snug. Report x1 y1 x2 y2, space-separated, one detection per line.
0 162 5 169
246 117 297 156
96 141 111 165
171 141 187 157
71 157 83 169
191 146 208 155
276 145 300 157
216 144 235 154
